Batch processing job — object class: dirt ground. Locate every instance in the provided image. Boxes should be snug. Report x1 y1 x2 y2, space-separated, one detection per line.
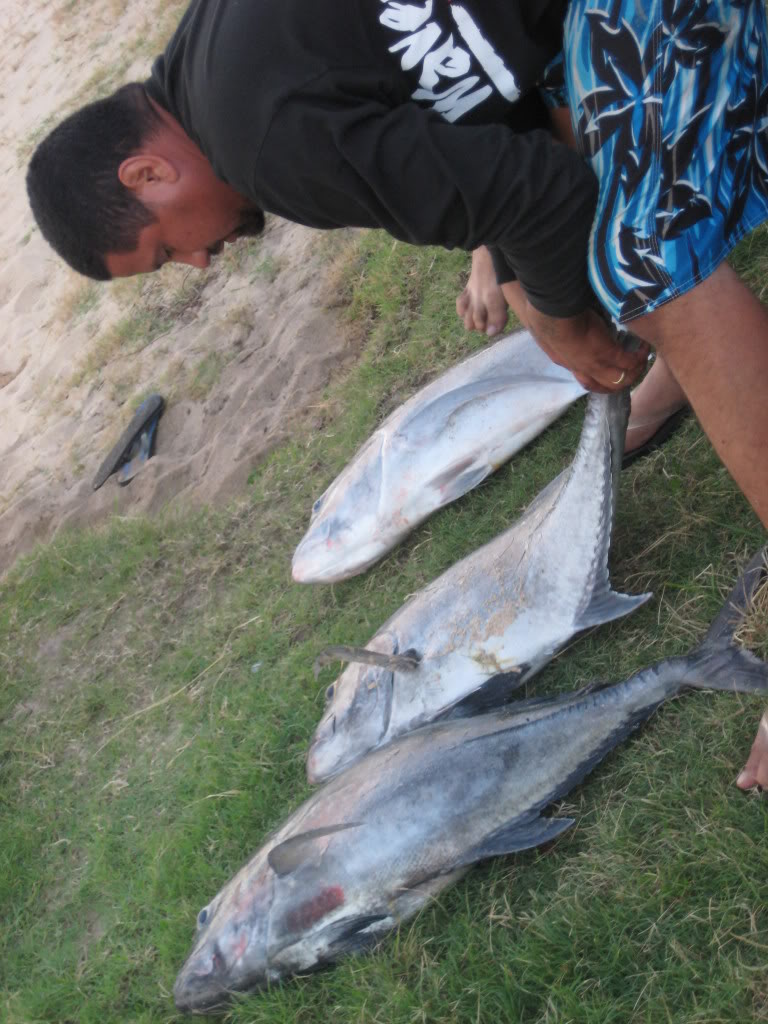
0 0 360 576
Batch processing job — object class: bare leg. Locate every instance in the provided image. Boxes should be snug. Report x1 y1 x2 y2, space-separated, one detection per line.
456 247 509 336
630 264 768 792
624 355 688 452
633 262 768 529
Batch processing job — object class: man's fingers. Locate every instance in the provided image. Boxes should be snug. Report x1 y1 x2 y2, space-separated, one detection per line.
464 309 485 332
574 372 611 393
614 349 651 373
616 337 652 363
593 347 649 382
457 288 495 334
598 363 646 390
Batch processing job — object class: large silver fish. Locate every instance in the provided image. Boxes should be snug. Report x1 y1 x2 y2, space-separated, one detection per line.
292 330 585 583
174 549 768 1013
306 386 650 785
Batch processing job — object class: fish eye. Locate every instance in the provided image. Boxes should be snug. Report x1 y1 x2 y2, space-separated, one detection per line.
325 683 335 701
312 497 324 514
197 907 208 928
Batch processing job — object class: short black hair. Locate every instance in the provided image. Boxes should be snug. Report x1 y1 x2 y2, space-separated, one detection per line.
26 83 163 280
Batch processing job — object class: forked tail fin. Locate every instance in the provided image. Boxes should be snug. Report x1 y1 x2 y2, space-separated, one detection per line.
684 547 768 694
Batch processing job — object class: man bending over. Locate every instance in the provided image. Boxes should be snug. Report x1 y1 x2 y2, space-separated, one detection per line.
26 0 768 785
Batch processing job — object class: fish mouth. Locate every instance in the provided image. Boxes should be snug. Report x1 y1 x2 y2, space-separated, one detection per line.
306 671 394 784
173 972 235 1014
306 720 341 785
173 935 256 1013
292 549 351 584
292 532 386 584
173 956 270 1013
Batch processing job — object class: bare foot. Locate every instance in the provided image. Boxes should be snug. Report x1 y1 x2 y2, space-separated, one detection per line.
736 711 768 789
456 247 508 336
625 355 688 452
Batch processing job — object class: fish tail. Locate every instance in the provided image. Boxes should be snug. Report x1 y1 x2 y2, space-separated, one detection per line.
682 547 768 695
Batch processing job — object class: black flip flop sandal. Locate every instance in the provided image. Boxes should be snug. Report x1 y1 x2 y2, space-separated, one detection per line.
622 405 690 470
92 394 165 490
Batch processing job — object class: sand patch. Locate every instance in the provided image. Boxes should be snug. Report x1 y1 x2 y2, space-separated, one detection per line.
0 0 362 575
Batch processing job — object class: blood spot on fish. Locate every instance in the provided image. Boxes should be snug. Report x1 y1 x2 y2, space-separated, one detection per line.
283 886 345 932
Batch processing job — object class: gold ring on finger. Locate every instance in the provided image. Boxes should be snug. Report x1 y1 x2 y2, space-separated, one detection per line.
612 370 626 385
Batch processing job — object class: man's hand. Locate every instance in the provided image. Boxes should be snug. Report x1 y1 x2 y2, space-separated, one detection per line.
456 247 509 336
737 712 768 790
504 289 650 392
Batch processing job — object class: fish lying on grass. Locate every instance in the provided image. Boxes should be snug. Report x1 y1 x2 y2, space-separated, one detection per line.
306 386 649 784
173 548 768 1013
292 329 585 583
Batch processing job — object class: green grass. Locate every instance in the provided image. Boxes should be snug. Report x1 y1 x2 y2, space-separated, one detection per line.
1 229 767 1024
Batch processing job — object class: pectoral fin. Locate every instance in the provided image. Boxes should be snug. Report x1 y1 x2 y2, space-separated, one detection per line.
268 823 362 876
445 666 530 718
429 459 489 498
324 913 391 952
457 815 575 867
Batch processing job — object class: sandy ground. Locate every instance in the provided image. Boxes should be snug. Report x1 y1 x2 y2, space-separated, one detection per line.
0 0 360 576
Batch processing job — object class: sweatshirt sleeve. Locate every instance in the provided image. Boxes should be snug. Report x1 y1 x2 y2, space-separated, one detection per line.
255 91 597 318
487 245 517 286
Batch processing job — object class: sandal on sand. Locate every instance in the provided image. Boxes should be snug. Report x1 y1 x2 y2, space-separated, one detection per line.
92 394 165 491
622 405 690 470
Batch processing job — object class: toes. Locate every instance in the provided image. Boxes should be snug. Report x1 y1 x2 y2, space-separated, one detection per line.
736 714 768 789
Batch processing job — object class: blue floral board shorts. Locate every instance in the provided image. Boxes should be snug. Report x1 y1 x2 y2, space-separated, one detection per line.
562 0 768 323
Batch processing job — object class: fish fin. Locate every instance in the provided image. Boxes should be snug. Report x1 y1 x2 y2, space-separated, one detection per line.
268 824 362 877
574 588 652 631
681 547 768 695
398 377 530 442
450 679 605 720
429 459 490 498
399 370 583 447
703 547 767 649
443 666 531 718
324 913 390 953
270 914 390 973
458 815 575 866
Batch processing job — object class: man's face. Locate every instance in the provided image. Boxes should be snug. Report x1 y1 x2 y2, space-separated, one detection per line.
104 174 264 278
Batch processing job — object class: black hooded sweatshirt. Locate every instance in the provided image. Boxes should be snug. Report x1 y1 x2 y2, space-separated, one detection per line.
146 0 597 317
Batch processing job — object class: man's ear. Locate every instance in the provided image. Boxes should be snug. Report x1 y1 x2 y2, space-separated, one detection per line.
117 154 179 195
